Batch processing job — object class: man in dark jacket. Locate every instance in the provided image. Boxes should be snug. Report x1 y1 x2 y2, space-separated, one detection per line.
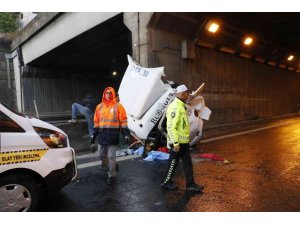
68 93 98 143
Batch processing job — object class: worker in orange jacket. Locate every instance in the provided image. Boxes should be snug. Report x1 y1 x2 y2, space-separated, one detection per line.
92 87 130 185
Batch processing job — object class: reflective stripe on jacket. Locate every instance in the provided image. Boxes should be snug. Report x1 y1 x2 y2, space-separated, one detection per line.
94 102 128 144
93 87 129 145
166 97 190 145
94 102 128 129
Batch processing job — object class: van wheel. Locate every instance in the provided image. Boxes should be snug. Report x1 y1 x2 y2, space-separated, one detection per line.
0 174 41 212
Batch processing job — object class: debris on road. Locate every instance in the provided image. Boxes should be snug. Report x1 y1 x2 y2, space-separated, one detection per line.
143 150 170 161
192 153 230 163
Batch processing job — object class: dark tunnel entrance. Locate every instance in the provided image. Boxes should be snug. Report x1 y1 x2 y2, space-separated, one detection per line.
22 13 132 118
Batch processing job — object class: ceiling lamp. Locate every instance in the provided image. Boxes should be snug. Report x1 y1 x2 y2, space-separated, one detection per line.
205 21 219 33
287 55 294 61
244 37 253 46
112 71 117 76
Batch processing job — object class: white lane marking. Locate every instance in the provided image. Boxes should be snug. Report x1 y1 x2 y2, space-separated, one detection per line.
200 121 294 143
76 153 98 160
77 154 142 169
77 161 101 169
76 119 297 168
76 148 131 160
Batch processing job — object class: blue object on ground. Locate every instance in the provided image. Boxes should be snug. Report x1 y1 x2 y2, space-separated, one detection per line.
134 146 144 155
143 150 170 161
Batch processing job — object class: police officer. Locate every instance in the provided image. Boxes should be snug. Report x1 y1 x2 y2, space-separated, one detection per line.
161 84 204 192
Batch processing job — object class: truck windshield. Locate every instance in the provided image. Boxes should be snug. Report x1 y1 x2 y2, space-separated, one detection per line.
0 101 26 118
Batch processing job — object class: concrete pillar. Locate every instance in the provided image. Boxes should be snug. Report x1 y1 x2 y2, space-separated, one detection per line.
12 54 22 112
124 12 153 67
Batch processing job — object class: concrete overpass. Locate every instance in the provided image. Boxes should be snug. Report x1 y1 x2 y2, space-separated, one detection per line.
1 12 300 127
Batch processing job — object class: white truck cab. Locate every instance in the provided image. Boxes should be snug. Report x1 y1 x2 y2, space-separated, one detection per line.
118 55 211 148
0 101 78 212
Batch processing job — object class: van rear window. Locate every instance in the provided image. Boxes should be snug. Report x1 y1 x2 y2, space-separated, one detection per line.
0 112 25 133
0 101 26 118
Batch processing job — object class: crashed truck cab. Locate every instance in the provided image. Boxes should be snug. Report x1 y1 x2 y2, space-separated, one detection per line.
0 101 78 212
118 55 211 148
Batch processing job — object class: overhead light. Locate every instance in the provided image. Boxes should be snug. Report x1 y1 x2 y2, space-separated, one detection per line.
287 55 294 61
267 61 277 66
244 37 253 46
197 40 216 49
205 21 219 33
254 57 265 63
240 52 252 59
220 46 236 54
278 64 287 69
112 71 117 76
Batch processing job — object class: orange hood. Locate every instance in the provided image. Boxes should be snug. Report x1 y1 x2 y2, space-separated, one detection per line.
101 87 117 106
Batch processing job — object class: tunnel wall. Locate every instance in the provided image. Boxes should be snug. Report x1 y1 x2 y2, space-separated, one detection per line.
22 66 121 117
148 28 300 127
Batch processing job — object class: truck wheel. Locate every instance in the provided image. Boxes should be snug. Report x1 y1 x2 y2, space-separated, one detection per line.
0 174 41 212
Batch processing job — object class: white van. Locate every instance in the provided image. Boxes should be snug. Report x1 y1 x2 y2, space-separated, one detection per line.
0 101 78 212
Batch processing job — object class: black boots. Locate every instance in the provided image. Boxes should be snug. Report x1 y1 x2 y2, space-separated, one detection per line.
107 177 115 185
161 180 178 191
186 183 204 192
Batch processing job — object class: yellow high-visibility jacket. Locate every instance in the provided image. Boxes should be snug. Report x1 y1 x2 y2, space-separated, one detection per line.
166 97 190 146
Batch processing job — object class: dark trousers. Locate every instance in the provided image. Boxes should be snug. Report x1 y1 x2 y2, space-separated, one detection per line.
162 143 195 186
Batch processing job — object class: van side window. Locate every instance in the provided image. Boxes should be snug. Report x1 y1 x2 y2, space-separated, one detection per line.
0 112 25 133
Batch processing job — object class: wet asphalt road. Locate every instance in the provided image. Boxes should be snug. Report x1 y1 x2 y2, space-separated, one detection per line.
39 158 169 212
185 116 300 212
41 116 300 212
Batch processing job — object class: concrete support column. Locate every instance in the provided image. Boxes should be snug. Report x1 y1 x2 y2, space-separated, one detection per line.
124 12 153 67
12 54 22 112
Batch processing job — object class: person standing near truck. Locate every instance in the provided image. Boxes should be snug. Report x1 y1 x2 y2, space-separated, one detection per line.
92 87 130 185
161 84 204 192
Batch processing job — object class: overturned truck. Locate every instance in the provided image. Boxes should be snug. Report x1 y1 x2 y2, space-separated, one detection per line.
118 56 211 149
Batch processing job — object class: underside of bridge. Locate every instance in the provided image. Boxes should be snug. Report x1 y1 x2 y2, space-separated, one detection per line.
29 13 131 77
22 13 132 116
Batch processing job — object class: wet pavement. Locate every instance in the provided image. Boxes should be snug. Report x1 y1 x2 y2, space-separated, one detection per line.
39 159 169 212
186 115 300 212
41 114 300 212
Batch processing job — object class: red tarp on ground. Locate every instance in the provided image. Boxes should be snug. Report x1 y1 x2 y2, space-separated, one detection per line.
192 153 229 163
